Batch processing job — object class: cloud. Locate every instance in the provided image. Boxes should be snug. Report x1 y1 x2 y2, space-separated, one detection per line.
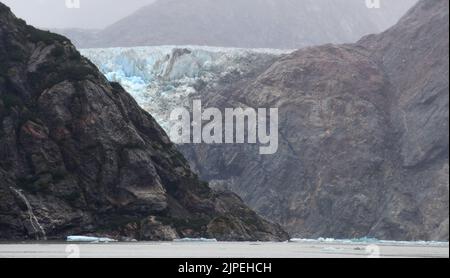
1 0 156 29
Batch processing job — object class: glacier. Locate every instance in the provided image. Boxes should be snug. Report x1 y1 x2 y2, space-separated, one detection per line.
81 46 290 133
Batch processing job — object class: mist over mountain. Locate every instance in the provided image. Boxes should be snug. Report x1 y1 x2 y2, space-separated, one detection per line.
59 0 417 49
2 0 156 29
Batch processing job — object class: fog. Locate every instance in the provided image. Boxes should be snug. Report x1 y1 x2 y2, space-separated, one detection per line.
2 0 418 48
2 0 417 31
1 0 156 29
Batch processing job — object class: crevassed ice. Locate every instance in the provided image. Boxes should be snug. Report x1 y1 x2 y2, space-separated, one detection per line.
81 46 289 134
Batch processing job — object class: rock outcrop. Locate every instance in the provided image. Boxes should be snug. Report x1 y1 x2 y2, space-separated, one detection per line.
180 0 449 241
0 2 288 241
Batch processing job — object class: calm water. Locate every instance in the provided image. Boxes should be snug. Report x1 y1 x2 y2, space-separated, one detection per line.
0 240 448 258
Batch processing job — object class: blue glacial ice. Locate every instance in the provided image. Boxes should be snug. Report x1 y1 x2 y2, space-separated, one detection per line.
81 46 289 133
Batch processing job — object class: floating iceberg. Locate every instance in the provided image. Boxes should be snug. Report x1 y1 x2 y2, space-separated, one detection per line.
174 238 218 242
66 236 118 243
81 46 289 134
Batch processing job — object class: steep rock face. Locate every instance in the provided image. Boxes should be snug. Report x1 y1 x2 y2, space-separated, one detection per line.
180 0 449 240
0 3 288 241
61 0 417 49
358 0 449 240
360 0 449 169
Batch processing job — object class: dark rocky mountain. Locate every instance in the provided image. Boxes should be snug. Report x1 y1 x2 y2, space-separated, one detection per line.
180 0 449 241
59 0 417 49
0 2 288 241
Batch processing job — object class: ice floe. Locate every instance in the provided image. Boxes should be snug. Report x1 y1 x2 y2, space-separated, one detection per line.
66 236 118 243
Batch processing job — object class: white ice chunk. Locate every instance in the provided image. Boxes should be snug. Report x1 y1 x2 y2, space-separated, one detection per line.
66 236 117 243
174 238 218 242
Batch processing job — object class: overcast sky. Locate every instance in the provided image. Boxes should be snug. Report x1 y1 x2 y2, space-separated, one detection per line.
2 0 156 29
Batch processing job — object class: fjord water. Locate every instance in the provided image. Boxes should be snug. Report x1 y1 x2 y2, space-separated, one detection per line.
0 240 448 258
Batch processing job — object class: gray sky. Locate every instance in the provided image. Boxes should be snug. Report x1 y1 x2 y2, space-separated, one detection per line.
1 0 156 29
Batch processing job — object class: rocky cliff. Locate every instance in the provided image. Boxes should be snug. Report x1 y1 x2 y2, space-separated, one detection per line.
0 2 288 241
180 0 449 241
